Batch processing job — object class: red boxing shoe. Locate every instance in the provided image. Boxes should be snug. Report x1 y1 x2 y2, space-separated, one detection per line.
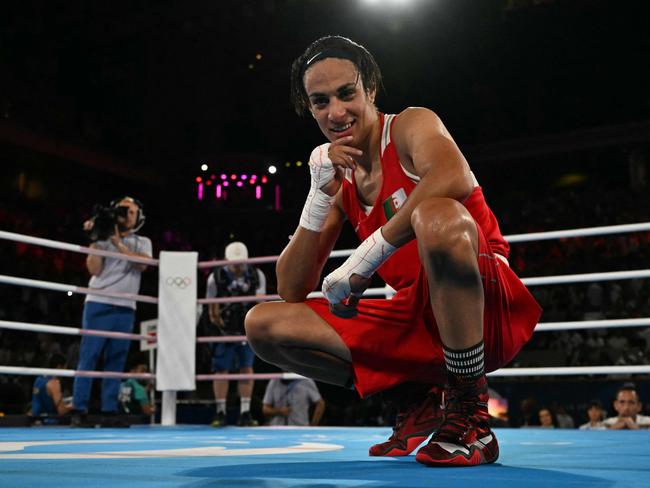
415 375 499 467
369 385 443 457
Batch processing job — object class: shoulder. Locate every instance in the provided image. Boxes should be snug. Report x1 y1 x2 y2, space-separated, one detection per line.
391 108 446 147
393 107 443 131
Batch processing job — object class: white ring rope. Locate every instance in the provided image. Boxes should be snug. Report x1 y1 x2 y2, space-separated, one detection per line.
0 366 154 380
4 316 648 350
198 255 282 269
0 365 304 382
197 286 395 305
3 222 649 268
196 372 306 381
2 225 648 305
534 318 650 332
196 294 281 305
196 267 650 307
325 222 650 259
521 269 650 286
197 335 248 343
197 317 650 342
189 222 650 266
0 230 158 266
2 363 649 380
0 274 158 304
0 319 152 341
503 222 650 243
488 365 650 377
3 315 648 350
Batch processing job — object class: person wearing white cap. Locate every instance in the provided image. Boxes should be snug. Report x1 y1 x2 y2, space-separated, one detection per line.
205 241 266 427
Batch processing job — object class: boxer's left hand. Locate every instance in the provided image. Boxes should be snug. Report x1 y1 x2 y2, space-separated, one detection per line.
322 228 397 318
322 262 372 318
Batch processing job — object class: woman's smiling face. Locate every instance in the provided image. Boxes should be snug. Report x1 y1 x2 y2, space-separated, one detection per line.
303 57 377 145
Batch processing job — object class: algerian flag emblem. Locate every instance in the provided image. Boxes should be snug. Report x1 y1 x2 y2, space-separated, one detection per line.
382 188 407 220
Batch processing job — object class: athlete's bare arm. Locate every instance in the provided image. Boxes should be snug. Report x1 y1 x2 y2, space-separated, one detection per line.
381 107 475 247
276 193 346 302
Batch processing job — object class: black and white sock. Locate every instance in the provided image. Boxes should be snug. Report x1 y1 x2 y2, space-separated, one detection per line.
443 340 485 380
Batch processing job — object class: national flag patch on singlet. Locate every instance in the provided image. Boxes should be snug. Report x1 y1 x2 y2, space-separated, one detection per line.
382 188 407 220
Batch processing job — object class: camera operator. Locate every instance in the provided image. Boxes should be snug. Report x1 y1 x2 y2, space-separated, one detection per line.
72 196 152 427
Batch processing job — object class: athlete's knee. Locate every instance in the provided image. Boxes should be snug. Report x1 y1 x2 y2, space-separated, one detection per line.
244 302 276 345
410 197 477 255
245 303 289 363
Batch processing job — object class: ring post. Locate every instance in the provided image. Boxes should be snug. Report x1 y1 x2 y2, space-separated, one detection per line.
156 251 198 426
161 391 177 426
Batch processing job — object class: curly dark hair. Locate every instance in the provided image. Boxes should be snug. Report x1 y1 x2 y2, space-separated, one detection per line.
290 35 383 116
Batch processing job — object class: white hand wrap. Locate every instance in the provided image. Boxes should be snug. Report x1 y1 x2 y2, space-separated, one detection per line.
322 227 398 305
299 143 336 232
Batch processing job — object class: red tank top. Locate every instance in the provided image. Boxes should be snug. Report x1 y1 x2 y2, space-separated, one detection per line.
341 112 510 291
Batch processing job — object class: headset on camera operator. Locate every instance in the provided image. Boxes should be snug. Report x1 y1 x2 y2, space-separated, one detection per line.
84 196 150 274
72 196 153 426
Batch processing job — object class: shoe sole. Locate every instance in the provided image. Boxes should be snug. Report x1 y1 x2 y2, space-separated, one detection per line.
369 434 431 457
415 445 499 467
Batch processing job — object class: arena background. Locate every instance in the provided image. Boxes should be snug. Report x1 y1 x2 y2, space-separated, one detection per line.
1 0 649 428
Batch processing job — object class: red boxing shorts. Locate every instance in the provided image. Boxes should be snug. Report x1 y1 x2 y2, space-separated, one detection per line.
305 225 542 398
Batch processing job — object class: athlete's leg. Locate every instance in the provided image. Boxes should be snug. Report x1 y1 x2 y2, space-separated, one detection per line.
410 197 498 467
245 301 353 387
370 198 479 458
410 197 483 349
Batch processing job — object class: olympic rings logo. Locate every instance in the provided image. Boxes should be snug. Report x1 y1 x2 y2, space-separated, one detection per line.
165 276 192 289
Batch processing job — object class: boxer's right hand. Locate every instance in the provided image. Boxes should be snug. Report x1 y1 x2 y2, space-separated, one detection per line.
308 143 337 193
313 136 363 196
300 144 336 232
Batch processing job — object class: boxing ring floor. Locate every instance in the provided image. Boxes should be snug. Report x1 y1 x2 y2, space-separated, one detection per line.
1 426 648 487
